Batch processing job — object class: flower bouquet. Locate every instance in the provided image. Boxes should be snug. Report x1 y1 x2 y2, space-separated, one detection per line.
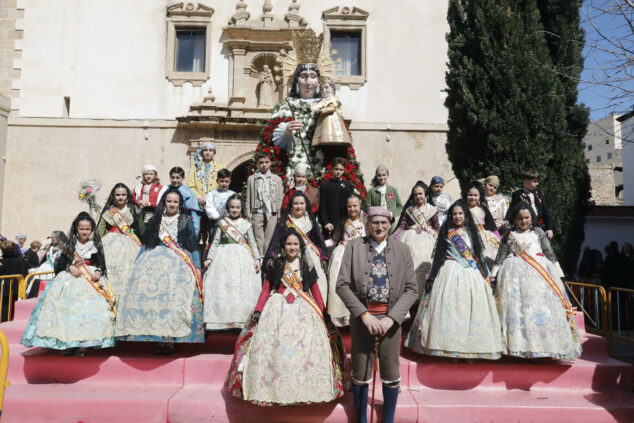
78 180 102 217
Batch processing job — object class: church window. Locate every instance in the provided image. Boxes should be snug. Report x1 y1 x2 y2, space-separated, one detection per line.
165 2 214 87
323 6 369 90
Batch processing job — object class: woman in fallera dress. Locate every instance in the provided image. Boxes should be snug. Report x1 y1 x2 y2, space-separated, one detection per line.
392 181 439 313
202 194 262 330
265 191 329 301
464 181 501 269
492 204 581 359
327 193 366 326
21 212 115 357
114 187 204 354
406 200 503 361
227 227 347 405
96 183 145 300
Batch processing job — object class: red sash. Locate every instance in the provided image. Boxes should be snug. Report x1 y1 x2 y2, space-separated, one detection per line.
341 219 364 244
406 206 438 238
218 218 255 259
476 223 500 248
160 228 203 303
285 218 322 260
508 232 578 339
107 207 141 246
73 252 116 316
281 263 348 390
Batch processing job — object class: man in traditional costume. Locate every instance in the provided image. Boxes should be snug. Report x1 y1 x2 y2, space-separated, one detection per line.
336 207 418 423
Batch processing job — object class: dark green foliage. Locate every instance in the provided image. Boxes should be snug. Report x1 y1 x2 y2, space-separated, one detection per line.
445 0 591 274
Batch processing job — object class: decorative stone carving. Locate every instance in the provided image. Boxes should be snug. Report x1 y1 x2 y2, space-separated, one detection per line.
249 53 281 107
285 0 307 28
262 0 274 27
167 2 214 17
203 87 215 104
322 6 369 21
229 1 250 26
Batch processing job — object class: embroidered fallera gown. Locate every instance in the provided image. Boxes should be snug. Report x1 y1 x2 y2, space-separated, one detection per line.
392 203 439 299
406 228 503 359
21 241 115 350
266 215 329 302
97 206 143 300
493 228 581 359
114 214 204 343
469 206 501 269
227 262 347 406
203 217 261 330
327 218 365 326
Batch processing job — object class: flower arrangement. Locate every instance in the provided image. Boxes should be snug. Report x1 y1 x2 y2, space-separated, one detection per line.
77 180 102 217
249 102 367 199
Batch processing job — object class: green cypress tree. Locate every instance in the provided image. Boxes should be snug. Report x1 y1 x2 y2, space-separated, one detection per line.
445 0 588 273
535 0 591 273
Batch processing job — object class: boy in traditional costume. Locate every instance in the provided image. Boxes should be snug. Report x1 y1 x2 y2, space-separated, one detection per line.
246 152 284 254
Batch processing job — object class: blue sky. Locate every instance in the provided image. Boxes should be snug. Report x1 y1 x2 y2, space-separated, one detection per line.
578 1 634 121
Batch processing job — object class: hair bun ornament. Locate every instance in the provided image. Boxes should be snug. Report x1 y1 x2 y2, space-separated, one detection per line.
276 29 337 87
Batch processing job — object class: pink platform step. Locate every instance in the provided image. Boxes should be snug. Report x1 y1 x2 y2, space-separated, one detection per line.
3 383 179 423
1 298 632 423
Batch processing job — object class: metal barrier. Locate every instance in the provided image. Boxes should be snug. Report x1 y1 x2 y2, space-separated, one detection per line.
0 275 24 323
0 329 9 417
608 287 634 347
20 271 55 300
565 281 608 337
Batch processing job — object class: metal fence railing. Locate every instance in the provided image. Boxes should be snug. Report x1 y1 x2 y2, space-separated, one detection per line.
20 271 55 300
0 275 25 323
565 281 608 337
0 329 9 417
608 287 634 344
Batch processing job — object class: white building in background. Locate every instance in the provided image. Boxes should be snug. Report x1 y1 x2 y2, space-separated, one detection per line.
582 113 623 204
0 0 454 239
618 111 634 206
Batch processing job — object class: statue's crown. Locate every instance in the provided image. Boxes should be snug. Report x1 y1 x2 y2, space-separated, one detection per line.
292 30 324 65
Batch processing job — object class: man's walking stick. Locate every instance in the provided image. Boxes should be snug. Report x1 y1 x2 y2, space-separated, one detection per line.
370 336 380 423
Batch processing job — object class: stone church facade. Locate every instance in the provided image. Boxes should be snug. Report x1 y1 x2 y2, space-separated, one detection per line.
0 0 454 239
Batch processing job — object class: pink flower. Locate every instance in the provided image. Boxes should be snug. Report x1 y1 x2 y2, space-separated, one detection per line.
86 187 94 194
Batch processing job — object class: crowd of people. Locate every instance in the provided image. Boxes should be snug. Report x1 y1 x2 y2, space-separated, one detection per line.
578 241 634 290
6 149 582 419
0 56 592 423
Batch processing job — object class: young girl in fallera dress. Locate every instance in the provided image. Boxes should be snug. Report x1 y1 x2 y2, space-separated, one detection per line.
392 181 440 314
464 181 501 269
22 212 116 357
265 191 329 302
406 200 503 361
96 183 145 301
492 204 581 359
114 187 204 354
227 227 348 405
202 194 262 330
327 193 366 326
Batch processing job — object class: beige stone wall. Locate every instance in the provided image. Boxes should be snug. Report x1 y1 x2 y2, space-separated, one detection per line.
0 0 23 101
351 128 459 201
0 94 9 228
588 164 619 206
